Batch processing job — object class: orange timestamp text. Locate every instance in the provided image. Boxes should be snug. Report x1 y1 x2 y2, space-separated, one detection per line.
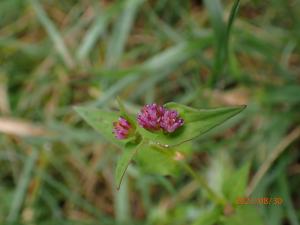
236 197 283 205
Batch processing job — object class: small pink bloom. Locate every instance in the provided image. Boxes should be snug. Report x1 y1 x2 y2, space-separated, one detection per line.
160 109 184 133
113 117 132 139
137 103 184 133
137 103 165 131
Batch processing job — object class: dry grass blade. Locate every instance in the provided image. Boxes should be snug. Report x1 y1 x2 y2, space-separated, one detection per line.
0 117 48 137
246 127 300 196
0 77 10 114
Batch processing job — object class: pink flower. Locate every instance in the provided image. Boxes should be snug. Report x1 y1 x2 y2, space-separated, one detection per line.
113 117 132 139
137 103 165 131
160 109 184 133
137 103 184 133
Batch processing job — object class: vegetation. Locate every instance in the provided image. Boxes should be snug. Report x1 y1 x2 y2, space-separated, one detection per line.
0 0 299 224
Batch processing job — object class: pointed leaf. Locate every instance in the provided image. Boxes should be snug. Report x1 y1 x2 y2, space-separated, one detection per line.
74 106 124 147
138 103 246 147
116 97 136 128
115 142 144 189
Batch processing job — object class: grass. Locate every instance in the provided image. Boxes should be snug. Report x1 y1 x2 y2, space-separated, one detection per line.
0 0 299 224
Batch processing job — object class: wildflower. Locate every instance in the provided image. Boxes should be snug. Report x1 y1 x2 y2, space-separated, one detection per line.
113 117 132 139
137 103 165 131
137 103 184 133
160 109 184 133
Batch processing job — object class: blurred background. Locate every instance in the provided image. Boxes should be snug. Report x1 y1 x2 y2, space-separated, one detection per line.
0 0 300 224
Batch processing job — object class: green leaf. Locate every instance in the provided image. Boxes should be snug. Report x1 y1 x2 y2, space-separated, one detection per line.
135 144 179 176
75 103 246 188
74 106 124 147
75 106 142 189
115 142 144 189
223 162 251 203
220 205 264 225
192 207 222 225
116 97 137 127
138 103 246 147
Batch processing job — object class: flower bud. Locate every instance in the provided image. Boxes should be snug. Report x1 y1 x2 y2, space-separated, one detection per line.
113 117 132 139
160 109 184 133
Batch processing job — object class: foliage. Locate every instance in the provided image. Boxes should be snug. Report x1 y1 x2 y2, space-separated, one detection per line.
75 102 245 189
0 0 299 224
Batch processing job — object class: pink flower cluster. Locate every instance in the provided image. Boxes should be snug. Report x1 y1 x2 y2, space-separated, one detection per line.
137 103 184 133
136 103 164 131
113 103 184 140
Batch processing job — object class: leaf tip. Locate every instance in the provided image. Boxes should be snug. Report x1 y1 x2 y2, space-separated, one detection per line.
237 104 247 112
232 104 247 113
115 174 124 191
73 105 84 114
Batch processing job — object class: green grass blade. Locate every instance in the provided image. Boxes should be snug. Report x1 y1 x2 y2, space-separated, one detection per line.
105 0 144 68
6 149 39 223
92 74 140 107
76 3 121 61
141 39 211 71
226 0 241 79
203 0 226 84
203 0 225 39
41 173 112 223
204 0 240 85
86 36 212 105
90 38 212 106
278 174 299 225
227 0 241 37
30 0 75 68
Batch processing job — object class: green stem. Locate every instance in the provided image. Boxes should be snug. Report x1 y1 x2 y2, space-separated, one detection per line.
179 160 225 206
149 141 225 206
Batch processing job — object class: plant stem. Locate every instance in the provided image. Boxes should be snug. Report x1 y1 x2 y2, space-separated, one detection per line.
178 160 225 206
150 142 225 206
